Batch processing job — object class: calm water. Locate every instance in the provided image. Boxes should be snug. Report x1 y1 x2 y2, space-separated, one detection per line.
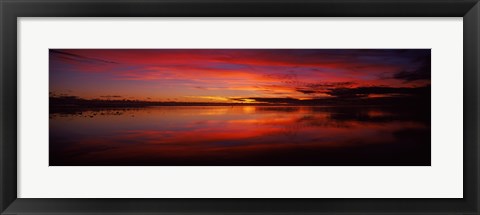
49 106 431 166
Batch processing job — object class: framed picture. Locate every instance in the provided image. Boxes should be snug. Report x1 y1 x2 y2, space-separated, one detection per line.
1 0 478 214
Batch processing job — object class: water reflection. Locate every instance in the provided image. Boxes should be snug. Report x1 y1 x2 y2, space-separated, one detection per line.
49 106 430 166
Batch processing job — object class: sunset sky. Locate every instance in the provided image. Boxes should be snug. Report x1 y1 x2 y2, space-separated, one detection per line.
49 49 431 103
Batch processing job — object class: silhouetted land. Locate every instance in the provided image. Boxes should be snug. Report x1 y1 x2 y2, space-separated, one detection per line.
50 86 430 114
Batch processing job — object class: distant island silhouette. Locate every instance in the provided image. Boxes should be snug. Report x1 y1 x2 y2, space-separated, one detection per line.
50 85 430 114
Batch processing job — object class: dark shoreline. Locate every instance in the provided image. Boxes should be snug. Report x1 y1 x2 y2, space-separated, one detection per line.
50 95 430 109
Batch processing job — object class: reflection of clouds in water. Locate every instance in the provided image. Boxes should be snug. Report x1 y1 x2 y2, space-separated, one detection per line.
56 106 425 147
49 106 430 165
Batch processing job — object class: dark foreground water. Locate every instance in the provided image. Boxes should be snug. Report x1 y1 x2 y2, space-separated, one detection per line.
49 106 430 166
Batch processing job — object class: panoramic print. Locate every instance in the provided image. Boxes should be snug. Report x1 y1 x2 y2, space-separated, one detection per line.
49 49 431 166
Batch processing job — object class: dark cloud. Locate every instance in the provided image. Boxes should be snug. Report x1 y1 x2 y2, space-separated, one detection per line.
296 89 317 94
100 95 123 99
295 82 356 95
392 55 431 82
50 50 118 64
230 86 430 104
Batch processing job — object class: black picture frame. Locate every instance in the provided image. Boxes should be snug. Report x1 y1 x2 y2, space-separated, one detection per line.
1 0 479 214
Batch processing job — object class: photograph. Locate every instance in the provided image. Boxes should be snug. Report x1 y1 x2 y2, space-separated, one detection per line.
49 49 431 166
